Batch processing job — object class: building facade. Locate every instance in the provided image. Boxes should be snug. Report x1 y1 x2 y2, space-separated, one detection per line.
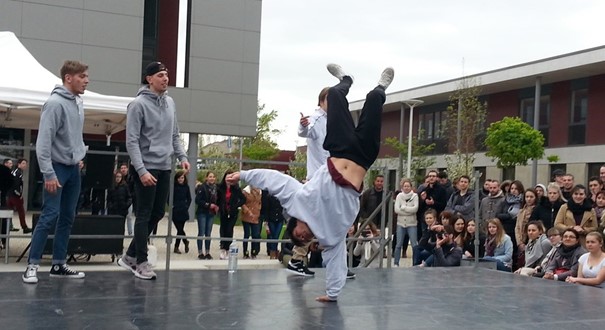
349 46 605 188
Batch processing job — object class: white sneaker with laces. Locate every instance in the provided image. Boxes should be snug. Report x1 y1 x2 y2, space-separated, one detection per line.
377 67 395 90
327 63 353 82
22 264 39 284
135 261 157 280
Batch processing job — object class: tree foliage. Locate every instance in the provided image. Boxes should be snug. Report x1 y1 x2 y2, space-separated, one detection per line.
485 116 545 168
197 145 236 183
288 148 307 182
442 78 487 180
384 135 436 185
238 103 281 164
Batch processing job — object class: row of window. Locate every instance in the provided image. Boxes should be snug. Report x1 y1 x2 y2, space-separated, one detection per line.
416 88 589 153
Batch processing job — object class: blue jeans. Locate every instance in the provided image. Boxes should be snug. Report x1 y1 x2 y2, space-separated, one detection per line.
266 221 283 252
242 222 261 256
394 225 417 265
197 212 214 253
482 256 512 272
29 163 81 265
412 245 434 266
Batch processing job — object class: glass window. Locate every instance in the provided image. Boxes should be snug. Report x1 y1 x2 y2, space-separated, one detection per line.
520 96 550 146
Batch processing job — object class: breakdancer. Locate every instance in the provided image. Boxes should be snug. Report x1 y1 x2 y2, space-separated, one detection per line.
226 63 393 302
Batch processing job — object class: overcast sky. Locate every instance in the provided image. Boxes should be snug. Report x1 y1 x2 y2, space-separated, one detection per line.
255 0 605 150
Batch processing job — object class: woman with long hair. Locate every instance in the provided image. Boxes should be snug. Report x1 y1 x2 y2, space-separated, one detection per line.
482 218 513 271
566 231 605 288
241 185 262 259
172 170 192 254
462 218 485 259
195 171 219 259
554 184 598 247
107 171 131 220
515 189 538 256
217 170 246 260
514 221 552 276
452 216 467 249
393 178 419 267
543 228 586 281
530 182 566 230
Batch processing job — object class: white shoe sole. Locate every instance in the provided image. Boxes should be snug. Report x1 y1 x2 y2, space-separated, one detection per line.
134 271 157 280
22 276 38 284
118 258 137 274
49 273 85 279
285 268 314 277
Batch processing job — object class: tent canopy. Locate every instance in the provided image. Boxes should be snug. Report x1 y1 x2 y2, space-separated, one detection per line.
0 31 133 136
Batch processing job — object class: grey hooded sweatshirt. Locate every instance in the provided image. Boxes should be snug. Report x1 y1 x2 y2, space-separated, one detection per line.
36 85 86 181
126 86 187 177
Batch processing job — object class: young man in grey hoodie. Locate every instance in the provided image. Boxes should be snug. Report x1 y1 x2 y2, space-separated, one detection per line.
226 63 394 302
118 62 190 280
23 60 89 284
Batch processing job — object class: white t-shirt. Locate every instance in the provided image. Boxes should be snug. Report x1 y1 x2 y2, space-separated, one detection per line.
579 253 605 288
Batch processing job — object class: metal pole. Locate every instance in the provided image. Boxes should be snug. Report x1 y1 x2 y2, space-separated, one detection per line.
398 103 405 185
456 101 462 151
474 170 481 267
164 155 176 271
406 105 415 179
531 76 541 187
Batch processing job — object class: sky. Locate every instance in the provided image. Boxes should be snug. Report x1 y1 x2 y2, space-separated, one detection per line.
254 0 605 150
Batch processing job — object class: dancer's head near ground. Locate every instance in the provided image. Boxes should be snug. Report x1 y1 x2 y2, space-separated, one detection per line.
286 217 314 246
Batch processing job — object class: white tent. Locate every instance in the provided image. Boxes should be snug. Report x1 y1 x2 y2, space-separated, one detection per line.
0 31 132 137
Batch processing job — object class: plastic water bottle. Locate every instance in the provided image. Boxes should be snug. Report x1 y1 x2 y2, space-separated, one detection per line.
228 241 238 273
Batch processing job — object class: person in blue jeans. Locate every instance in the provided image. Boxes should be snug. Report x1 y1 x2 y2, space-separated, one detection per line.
260 189 286 259
195 171 219 259
23 60 90 284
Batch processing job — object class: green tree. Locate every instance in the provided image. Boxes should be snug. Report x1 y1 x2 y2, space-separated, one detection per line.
288 148 307 181
197 145 235 183
384 135 436 185
237 103 281 166
442 78 487 181
485 116 545 168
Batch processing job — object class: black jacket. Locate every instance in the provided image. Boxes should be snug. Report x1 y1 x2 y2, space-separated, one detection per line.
417 183 447 221
217 183 245 219
433 244 463 267
195 182 218 215
260 189 286 223
107 184 131 217
463 233 486 258
9 168 23 198
172 183 192 222
530 199 564 230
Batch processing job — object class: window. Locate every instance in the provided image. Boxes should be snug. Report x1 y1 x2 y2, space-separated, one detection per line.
418 110 447 154
520 96 550 146
569 89 588 145
587 163 603 181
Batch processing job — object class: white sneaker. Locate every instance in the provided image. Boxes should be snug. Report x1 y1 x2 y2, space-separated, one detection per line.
118 254 137 274
378 67 394 90
22 264 39 284
134 261 157 280
220 249 227 260
327 63 353 82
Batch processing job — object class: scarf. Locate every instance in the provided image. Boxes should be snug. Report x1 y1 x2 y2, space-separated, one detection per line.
506 194 523 217
567 199 593 215
484 235 497 257
206 183 217 204
557 242 581 261
399 190 415 202
595 206 605 219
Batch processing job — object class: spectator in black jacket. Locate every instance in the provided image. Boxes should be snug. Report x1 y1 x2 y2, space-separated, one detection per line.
417 170 447 233
431 225 463 267
463 219 485 259
530 182 566 231
107 171 131 218
260 189 286 259
413 209 440 266
172 170 192 254
217 170 246 260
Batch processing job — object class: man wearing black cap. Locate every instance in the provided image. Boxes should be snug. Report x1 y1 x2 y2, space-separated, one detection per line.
118 61 190 280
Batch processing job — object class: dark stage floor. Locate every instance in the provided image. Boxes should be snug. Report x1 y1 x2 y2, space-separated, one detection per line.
1 267 604 329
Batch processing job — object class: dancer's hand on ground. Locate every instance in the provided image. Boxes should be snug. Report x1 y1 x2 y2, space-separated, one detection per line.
316 295 336 303
226 172 240 185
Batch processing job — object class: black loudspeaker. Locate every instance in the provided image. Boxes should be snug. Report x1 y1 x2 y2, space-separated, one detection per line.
32 214 125 256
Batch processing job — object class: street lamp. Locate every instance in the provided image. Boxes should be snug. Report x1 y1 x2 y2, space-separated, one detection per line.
403 99 424 179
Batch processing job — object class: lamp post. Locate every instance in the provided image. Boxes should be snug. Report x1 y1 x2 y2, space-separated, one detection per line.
397 102 405 185
403 99 424 179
